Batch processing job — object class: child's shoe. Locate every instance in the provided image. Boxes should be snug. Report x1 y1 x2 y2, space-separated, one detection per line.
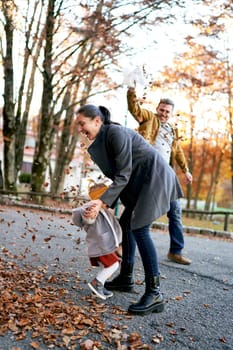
103 288 113 299
88 278 113 300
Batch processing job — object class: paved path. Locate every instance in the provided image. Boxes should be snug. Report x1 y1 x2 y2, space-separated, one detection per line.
0 204 233 350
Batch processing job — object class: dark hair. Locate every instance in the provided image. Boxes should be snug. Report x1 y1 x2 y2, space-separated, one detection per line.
77 104 111 125
158 98 175 108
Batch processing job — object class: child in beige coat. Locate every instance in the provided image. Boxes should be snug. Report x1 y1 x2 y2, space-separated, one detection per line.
72 183 122 300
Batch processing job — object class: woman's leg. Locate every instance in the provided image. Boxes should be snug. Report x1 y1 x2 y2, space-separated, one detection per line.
119 207 136 264
128 224 164 315
104 207 136 292
132 224 158 275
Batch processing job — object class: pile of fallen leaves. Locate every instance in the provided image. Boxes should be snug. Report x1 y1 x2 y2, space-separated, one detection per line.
0 256 155 349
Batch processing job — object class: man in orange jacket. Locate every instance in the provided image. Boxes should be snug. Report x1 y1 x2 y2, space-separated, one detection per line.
127 87 192 265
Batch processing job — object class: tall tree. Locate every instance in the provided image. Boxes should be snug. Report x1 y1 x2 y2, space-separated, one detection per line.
1 0 16 190
31 0 56 193
0 0 47 188
15 0 45 175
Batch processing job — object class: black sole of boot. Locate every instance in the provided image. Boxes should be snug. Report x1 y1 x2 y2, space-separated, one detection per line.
128 302 165 316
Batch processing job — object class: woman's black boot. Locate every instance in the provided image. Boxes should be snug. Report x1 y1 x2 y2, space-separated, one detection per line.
104 262 134 292
128 275 164 315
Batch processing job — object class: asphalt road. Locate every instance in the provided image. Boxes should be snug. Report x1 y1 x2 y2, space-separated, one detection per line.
0 204 233 350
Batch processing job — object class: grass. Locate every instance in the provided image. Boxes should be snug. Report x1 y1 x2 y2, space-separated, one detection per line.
155 214 233 233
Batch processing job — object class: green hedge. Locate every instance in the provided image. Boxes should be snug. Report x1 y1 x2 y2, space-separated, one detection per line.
19 172 32 184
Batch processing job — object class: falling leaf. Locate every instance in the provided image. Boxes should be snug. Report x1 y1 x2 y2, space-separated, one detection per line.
152 333 164 344
219 337 227 343
183 291 191 296
165 322 175 328
64 168 71 175
203 303 210 308
189 336 196 341
2 248 9 253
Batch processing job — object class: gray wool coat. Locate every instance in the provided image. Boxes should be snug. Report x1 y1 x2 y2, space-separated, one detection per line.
72 204 122 258
88 124 183 230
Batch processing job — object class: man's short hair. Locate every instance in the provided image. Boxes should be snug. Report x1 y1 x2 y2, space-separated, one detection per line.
158 98 175 108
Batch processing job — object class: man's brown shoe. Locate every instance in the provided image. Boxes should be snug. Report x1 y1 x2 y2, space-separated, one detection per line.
167 252 191 265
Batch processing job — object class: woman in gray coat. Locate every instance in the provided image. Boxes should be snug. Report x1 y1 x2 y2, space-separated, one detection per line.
76 104 183 315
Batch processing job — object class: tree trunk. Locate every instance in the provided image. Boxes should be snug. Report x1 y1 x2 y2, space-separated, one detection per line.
0 160 4 189
50 99 79 196
193 141 208 209
15 1 45 175
186 108 195 209
31 0 55 194
2 1 16 190
226 52 233 204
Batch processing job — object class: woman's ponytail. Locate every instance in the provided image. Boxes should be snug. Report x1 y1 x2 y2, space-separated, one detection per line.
99 106 111 124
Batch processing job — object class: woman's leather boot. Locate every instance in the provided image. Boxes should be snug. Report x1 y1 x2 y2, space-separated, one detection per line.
104 262 134 292
128 275 164 315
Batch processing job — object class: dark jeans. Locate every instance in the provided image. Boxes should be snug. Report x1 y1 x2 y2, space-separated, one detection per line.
119 208 159 276
167 199 184 254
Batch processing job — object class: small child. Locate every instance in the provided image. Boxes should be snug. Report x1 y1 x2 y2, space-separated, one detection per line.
72 183 122 300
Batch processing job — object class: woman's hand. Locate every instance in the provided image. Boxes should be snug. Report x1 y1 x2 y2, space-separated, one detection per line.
84 199 104 218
